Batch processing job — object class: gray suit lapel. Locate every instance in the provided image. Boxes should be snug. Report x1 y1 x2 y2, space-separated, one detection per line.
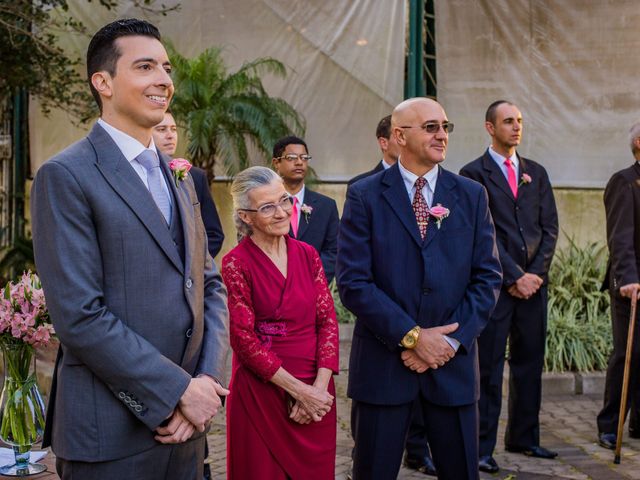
89 125 184 274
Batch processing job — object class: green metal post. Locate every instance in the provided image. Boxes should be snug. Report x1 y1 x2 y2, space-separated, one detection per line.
405 0 426 99
11 88 27 243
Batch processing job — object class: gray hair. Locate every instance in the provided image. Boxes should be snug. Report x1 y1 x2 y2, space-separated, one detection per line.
630 122 640 156
231 166 283 237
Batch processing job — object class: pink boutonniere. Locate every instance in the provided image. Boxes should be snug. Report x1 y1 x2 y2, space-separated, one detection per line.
519 173 532 187
300 204 313 223
428 204 450 229
168 158 192 187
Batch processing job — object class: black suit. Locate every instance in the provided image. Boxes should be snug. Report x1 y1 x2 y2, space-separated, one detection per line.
348 160 385 186
597 163 640 435
289 188 339 284
190 167 225 258
460 150 558 455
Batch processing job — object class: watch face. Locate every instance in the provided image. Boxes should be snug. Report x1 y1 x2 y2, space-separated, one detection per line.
403 334 417 348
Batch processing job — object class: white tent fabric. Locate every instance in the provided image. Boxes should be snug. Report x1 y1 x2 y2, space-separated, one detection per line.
29 0 406 180
437 0 640 187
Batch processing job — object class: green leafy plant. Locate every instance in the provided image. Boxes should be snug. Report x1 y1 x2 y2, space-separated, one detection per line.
329 281 355 324
168 44 305 178
0 236 34 285
544 238 612 372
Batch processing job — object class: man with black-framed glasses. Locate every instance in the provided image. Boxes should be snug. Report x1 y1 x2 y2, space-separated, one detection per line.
272 136 339 284
460 100 559 474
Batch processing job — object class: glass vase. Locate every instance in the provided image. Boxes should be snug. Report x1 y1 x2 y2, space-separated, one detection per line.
0 342 47 476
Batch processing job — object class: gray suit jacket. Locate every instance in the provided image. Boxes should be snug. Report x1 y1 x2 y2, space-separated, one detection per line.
31 124 229 462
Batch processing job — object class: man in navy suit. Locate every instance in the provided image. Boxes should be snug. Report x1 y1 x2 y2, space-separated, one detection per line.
596 122 640 450
272 136 339 283
348 115 399 186
349 114 436 477
337 97 502 480
153 111 225 258
460 100 559 473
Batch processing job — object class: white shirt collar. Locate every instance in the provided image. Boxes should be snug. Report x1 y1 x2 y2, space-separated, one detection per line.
398 158 439 201
292 184 306 205
488 145 519 168
97 118 158 163
381 158 393 170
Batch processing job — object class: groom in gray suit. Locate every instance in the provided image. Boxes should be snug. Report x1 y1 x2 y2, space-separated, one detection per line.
31 19 229 479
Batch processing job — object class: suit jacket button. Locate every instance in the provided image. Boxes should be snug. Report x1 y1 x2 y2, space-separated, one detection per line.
422 288 431 295
118 392 126 399
124 396 131 404
521 246 525 251
186 328 193 338
135 405 143 412
186 278 193 289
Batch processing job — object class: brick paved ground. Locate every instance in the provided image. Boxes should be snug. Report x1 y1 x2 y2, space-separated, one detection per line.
11 341 640 479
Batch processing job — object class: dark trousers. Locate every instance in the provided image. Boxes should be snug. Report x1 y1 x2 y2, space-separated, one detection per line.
56 435 205 480
404 398 433 460
351 396 478 480
597 290 640 434
478 287 546 456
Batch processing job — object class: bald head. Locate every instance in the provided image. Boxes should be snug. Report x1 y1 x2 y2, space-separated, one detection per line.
391 98 444 129
391 97 449 175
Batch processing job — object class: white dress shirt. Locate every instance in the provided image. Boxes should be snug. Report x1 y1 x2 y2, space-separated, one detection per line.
397 159 460 352
488 145 519 181
97 119 172 206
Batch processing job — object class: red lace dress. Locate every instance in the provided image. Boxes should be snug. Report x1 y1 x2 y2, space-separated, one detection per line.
221 235 339 480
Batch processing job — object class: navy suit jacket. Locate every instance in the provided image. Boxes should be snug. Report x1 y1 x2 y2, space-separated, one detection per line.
289 188 339 284
190 167 225 258
337 164 502 407
459 150 558 287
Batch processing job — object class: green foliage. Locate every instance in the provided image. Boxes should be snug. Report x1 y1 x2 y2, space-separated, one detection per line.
0 0 178 122
330 281 355 324
544 239 612 372
0 236 34 285
168 44 305 178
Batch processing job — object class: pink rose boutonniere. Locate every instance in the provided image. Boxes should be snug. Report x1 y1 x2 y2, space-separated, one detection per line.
428 204 450 229
300 204 313 223
519 173 532 187
168 158 192 187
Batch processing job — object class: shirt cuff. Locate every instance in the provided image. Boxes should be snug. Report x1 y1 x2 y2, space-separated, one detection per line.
444 335 460 352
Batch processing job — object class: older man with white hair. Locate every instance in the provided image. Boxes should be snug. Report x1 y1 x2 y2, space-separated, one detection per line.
597 122 640 450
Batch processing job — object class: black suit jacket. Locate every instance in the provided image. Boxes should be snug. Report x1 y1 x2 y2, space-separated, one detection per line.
348 160 385 186
289 188 339 284
190 167 225 258
603 163 640 291
460 150 558 286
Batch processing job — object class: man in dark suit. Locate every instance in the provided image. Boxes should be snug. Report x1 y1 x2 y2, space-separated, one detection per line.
348 115 399 186
153 111 225 258
337 97 502 480
349 114 436 477
596 122 640 450
459 100 559 473
31 19 229 479
272 136 339 283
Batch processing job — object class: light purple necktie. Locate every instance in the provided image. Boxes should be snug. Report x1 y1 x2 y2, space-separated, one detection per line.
136 150 172 225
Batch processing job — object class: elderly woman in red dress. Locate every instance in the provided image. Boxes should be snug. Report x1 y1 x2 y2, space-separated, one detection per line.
221 166 339 480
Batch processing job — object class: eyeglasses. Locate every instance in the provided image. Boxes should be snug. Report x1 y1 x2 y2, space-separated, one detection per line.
277 153 312 162
239 195 294 217
400 122 454 134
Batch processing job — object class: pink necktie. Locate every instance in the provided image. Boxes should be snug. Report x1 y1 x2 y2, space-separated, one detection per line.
291 197 299 237
504 158 518 198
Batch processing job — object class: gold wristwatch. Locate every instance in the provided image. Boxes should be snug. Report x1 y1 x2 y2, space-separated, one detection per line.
401 326 421 349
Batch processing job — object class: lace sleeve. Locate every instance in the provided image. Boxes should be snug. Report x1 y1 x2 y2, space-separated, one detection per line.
221 254 282 381
311 249 339 374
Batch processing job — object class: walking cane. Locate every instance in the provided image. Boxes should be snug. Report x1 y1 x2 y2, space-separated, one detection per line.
614 291 638 464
